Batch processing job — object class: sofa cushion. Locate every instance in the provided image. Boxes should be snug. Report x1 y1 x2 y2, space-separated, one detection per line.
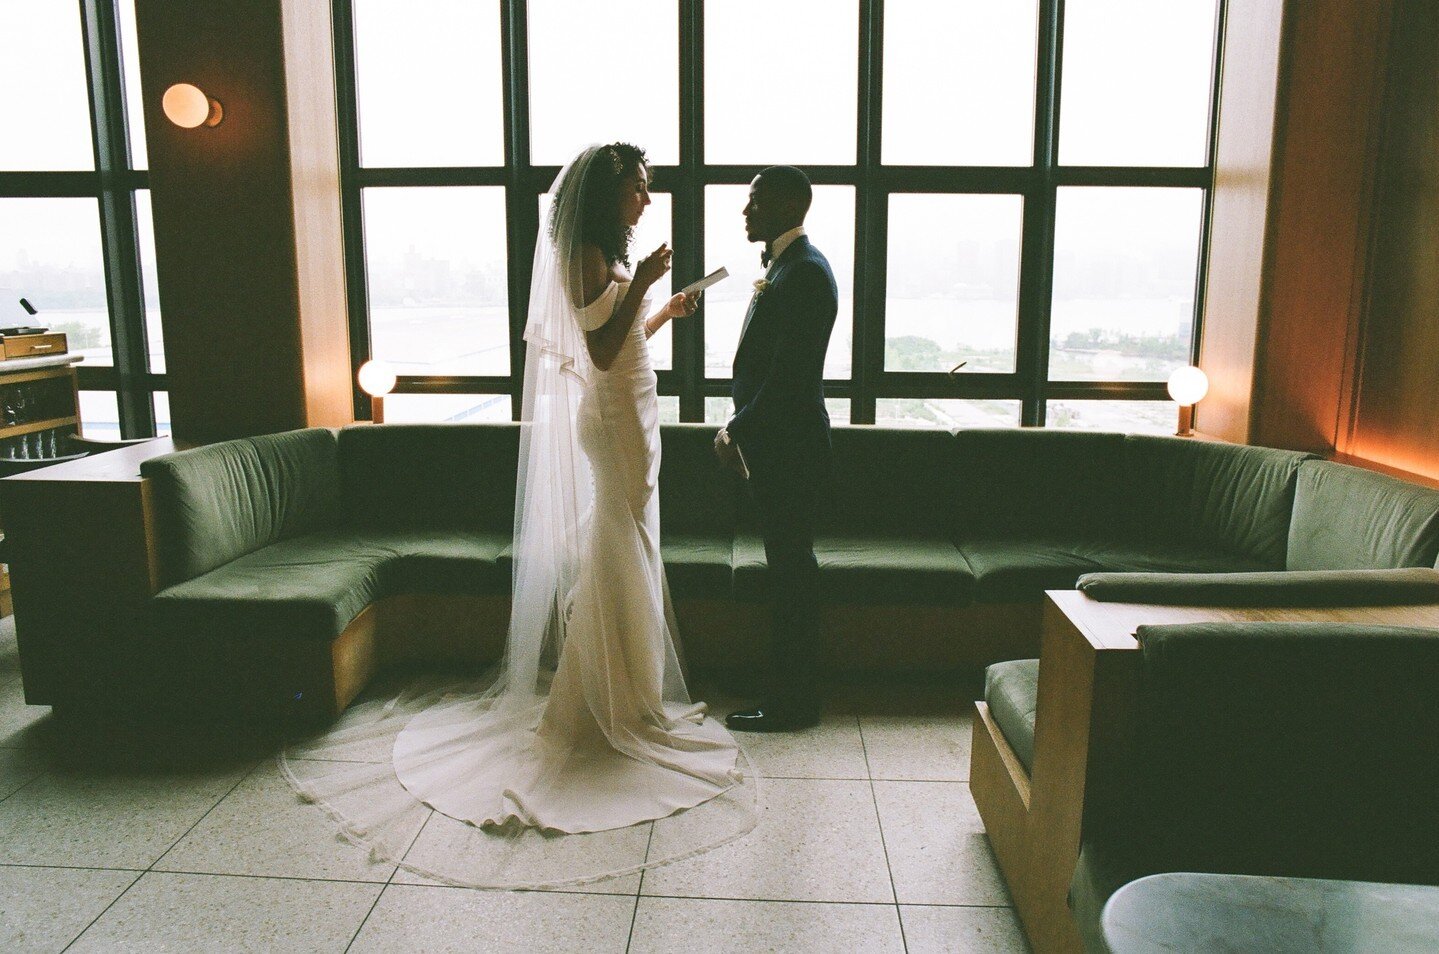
1076 567 1439 606
661 533 734 600
147 532 390 643
659 425 742 536
954 429 1128 538
141 428 341 584
338 423 519 531
1287 460 1439 570
1123 436 1310 566
985 658 1039 774
364 529 512 596
731 532 974 604
827 427 962 536
961 537 1267 603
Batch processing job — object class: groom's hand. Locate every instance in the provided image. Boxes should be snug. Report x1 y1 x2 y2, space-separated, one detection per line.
714 429 745 475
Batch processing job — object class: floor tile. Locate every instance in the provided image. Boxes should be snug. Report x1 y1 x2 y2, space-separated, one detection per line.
0 763 252 868
738 714 869 779
156 762 406 882
0 675 51 749
630 896 905 954
902 904 1032 953
0 865 140 953
350 883 635 953
873 781 1010 906
0 747 44 799
392 811 647 895
861 712 972 781
642 777 893 903
67 871 381 953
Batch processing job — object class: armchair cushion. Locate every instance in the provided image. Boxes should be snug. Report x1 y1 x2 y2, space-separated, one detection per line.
960 536 1267 603
985 658 1039 774
1124 621 1439 884
1076 567 1439 606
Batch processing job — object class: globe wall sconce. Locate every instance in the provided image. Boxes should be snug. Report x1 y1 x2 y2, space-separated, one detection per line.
162 83 224 128
358 360 396 424
1167 365 1209 437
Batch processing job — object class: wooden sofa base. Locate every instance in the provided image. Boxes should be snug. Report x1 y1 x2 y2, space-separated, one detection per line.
45 598 1044 723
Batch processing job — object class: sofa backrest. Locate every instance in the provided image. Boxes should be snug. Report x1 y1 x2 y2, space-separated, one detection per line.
824 426 962 536
952 429 1127 538
1119 621 1439 884
1288 460 1439 570
1123 436 1310 566
141 427 341 585
658 424 742 535
337 423 519 531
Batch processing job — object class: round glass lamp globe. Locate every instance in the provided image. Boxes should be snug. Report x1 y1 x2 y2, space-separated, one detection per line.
162 83 211 128
357 360 397 397
1167 366 1209 406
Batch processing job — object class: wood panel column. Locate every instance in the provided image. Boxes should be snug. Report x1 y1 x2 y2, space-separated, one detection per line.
1199 0 1394 450
132 0 353 444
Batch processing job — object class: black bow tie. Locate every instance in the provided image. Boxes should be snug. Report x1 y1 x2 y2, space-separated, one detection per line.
761 247 772 268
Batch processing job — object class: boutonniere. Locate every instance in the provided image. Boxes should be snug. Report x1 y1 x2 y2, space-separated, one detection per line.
752 279 771 296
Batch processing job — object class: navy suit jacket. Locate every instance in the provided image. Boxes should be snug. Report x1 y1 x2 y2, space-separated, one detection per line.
728 235 838 477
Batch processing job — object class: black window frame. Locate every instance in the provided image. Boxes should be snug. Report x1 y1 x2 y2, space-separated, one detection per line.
0 0 164 438
336 0 1227 428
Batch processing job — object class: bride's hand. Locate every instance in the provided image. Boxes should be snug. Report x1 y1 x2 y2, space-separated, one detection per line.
634 243 672 289
665 291 700 320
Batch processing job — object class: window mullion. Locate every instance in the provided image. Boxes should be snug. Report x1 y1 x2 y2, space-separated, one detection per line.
80 0 153 438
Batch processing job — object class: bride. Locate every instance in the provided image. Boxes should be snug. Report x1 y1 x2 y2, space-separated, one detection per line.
281 143 758 888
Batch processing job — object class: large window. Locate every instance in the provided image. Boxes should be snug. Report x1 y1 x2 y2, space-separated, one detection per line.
0 1 164 438
338 0 1224 428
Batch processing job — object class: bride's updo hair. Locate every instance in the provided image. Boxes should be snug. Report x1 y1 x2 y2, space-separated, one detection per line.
565 142 648 268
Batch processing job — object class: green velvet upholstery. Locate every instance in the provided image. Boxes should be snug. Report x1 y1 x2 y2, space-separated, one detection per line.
658 424 742 536
814 534 973 605
1069 621 1439 947
141 428 341 584
962 536 1268 603
338 423 519 531
1122 436 1311 567
1287 460 1439 570
826 426 962 535
731 532 974 604
1076 567 1439 606
656 426 740 600
985 658 1039 774
1070 840 1145 954
146 532 392 643
660 534 734 600
954 429 1128 538
364 529 512 596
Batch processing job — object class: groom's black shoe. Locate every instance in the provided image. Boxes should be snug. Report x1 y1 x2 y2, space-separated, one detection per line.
725 704 821 732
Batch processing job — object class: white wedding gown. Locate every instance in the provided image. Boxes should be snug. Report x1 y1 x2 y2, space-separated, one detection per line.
281 275 757 888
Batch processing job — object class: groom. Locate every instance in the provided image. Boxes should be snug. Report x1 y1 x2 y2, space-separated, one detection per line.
716 166 838 732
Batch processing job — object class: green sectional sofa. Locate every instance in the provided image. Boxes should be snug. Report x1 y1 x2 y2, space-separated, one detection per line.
16 420 1439 721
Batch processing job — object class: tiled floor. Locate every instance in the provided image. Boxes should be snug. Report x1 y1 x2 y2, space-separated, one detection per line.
0 617 1029 953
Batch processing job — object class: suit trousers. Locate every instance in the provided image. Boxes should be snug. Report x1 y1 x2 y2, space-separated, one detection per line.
748 461 823 709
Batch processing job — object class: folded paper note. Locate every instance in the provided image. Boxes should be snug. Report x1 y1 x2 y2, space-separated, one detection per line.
680 267 729 296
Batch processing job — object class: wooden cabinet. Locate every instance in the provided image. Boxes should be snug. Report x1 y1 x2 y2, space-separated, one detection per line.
0 363 81 465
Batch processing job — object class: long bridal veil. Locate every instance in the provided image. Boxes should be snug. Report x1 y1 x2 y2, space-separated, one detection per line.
280 146 758 889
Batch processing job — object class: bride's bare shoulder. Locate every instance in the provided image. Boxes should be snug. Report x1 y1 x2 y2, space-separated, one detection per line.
576 243 613 307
